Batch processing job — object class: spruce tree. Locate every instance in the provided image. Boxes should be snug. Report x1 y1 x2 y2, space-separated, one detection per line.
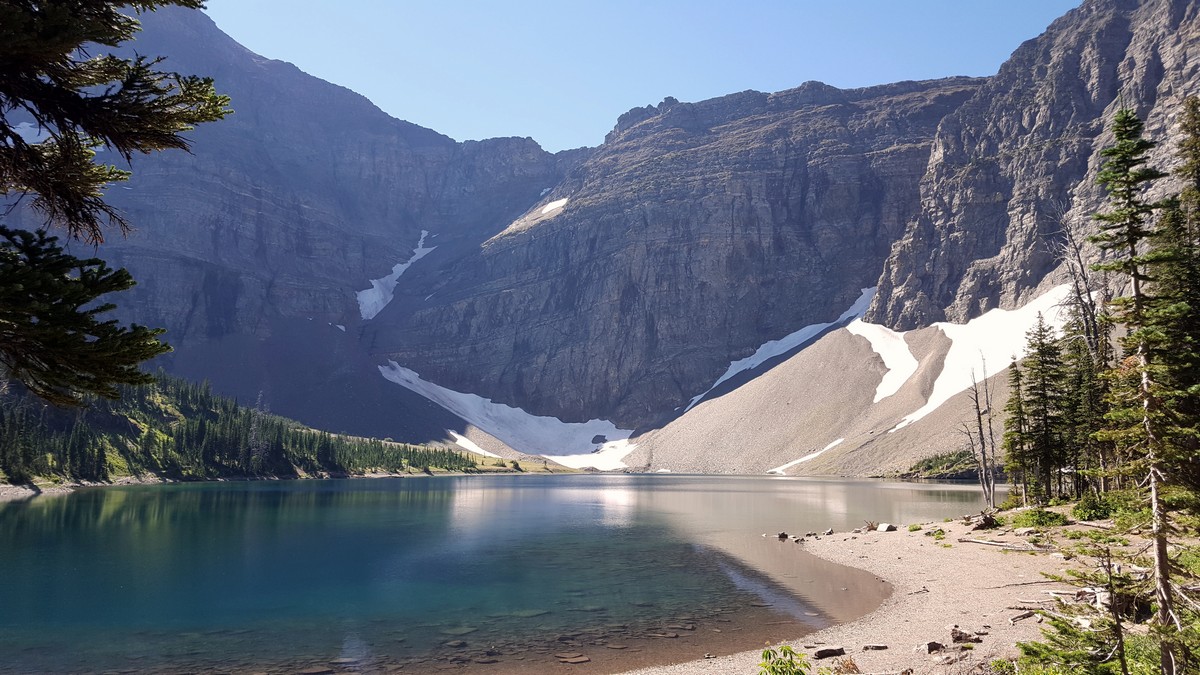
0 227 170 405
1002 362 1032 504
1156 96 1200 489
0 1 230 406
1090 107 1179 674
1022 313 1067 499
1061 309 1110 495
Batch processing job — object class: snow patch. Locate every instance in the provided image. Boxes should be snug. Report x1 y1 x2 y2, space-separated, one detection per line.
356 230 436 320
540 187 552 196
379 361 636 470
767 438 844 475
890 284 1072 432
845 320 918 402
540 198 568 215
335 324 346 332
544 439 636 471
686 288 876 411
447 430 500 459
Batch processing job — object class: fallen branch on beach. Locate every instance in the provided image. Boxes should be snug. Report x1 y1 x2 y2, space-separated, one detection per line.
1009 610 1036 624
956 537 1049 551
987 579 1065 589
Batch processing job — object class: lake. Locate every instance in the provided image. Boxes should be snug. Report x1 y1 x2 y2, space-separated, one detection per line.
0 474 988 673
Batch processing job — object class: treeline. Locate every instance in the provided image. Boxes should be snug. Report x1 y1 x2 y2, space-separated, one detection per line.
0 373 478 484
999 100 1200 673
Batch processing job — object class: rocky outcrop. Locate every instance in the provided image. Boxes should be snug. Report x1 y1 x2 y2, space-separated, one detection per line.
869 0 1200 328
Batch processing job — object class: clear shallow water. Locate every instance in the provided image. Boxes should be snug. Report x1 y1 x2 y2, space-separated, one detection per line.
0 475 987 672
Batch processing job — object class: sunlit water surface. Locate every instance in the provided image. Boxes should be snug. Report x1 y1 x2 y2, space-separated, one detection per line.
0 474 988 672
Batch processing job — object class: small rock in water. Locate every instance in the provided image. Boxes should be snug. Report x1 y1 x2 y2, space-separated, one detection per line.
559 655 591 664
554 652 584 659
443 640 466 648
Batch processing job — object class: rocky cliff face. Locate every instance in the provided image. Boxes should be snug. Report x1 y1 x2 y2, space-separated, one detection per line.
54 0 1200 456
100 9 568 344
868 0 1200 328
369 80 981 426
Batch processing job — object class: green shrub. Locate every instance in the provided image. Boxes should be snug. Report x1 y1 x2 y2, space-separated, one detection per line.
989 659 1016 675
907 523 923 532
1011 508 1068 528
1071 491 1112 521
758 645 809 675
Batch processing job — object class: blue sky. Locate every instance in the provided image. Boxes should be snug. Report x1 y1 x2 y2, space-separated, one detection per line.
204 1 1081 153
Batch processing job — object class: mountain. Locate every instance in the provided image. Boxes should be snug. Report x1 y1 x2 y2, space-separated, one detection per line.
40 0 1200 473
870 0 1197 328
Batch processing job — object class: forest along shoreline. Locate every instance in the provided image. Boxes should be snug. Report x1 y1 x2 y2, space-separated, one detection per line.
0 466 560 503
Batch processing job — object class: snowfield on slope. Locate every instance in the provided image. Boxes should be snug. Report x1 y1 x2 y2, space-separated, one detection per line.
686 288 877 411
767 438 845 475
891 284 1072 431
378 362 636 470
845 319 918 403
447 431 500 459
356 230 436 320
540 197 568 215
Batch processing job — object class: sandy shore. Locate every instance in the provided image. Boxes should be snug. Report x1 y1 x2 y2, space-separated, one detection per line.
623 521 1074 675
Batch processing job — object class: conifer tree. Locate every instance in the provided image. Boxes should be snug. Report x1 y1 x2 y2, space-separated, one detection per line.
1061 310 1110 494
0 1 230 406
1090 107 1179 674
1023 313 1067 499
1002 362 1032 504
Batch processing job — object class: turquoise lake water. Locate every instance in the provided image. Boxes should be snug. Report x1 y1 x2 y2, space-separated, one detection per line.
0 474 988 673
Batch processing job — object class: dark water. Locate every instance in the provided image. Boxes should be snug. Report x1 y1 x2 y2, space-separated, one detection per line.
0 475 987 673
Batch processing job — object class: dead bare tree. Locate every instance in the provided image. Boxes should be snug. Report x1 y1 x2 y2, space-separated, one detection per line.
962 358 998 509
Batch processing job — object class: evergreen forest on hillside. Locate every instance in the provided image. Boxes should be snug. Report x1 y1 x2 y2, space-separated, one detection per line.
0 373 480 485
